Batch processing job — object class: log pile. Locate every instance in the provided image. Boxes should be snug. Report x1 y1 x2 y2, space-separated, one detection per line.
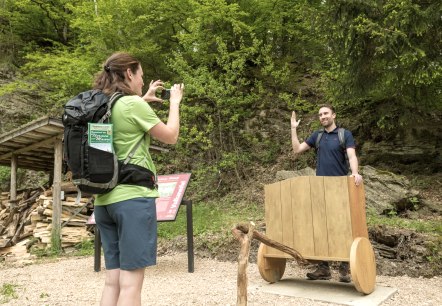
0 183 94 263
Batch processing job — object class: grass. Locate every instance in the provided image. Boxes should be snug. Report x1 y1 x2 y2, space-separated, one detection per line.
72 239 95 256
157 197 264 240
367 207 442 235
0 283 18 303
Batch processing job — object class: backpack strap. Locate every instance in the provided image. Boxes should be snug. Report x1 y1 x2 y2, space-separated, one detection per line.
122 136 145 166
337 128 345 150
338 128 351 174
315 128 324 150
315 127 351 174
98 92 124 123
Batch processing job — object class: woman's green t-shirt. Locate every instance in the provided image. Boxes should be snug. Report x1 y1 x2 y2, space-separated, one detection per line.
94 95 161 206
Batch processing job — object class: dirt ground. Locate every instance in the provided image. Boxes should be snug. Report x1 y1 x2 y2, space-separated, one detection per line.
1 252 441 306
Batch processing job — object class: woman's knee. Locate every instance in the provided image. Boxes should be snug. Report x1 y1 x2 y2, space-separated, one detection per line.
104 269 120 288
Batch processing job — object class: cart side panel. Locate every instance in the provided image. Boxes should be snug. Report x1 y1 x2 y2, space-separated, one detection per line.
264 182 285 257
291 176 315 255
324 176 353 259
347 178 369 239
309 176 329 257
280 179 294 251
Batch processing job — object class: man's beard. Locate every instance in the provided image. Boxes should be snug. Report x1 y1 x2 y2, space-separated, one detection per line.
321 119 333 128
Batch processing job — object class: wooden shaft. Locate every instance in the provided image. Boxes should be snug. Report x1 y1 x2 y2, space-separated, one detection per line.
235 224 308 265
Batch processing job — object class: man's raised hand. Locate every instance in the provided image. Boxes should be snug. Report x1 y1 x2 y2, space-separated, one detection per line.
291 111 301 129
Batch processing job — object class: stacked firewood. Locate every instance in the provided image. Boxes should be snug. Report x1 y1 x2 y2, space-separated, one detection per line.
0 182 94 263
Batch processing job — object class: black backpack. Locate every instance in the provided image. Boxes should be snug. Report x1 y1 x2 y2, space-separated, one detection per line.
62 90 156 194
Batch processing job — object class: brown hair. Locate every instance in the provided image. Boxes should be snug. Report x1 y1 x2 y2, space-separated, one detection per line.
93 52 141 96
318 103 336 114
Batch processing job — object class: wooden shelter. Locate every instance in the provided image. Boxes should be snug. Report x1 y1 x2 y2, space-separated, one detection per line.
258 176 376 294
0 117 64 248
0 116 167 249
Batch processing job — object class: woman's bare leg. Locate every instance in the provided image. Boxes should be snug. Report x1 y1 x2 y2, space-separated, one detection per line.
100 269 120 306
117 268 145 306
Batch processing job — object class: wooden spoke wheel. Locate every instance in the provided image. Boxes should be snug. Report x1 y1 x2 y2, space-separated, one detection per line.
350 237 377 294
257 243 286 283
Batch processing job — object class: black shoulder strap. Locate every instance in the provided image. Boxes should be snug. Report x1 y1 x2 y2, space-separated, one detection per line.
98 92 124 123
315 129 324 149
95 92 142 165
337 128 345 149
122 135 145 166
338 128 351 173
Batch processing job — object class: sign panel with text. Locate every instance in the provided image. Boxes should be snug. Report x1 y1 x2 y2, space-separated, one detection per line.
156 173 191 221
87 173 191 224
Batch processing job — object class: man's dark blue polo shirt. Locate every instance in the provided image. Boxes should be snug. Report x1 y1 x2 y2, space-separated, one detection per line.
305 127 356 176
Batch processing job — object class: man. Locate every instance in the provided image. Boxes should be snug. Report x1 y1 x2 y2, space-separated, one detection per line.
290 104 363 283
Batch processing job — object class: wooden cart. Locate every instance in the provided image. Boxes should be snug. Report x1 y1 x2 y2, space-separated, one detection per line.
258 176 376 294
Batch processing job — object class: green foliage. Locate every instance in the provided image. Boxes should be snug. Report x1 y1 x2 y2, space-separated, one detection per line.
30 246 60 258
0 166 10 191
72 239 95 256
425 237 442 272
317 0 442 133
22 48 100 111
1 0 440 192
0 283 18 303
367 207 442 234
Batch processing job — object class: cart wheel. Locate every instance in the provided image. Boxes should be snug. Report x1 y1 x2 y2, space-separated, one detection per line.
257 243 286 283
350 237 376 294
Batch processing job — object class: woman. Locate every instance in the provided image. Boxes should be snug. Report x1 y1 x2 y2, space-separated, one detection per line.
92 52 184 306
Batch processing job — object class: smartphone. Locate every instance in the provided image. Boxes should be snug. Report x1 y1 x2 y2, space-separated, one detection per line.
161 89 171 100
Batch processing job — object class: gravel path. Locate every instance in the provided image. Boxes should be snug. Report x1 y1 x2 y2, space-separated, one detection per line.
0 253 441 305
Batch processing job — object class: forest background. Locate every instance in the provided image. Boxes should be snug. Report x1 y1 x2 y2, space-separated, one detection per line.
0 0 441 273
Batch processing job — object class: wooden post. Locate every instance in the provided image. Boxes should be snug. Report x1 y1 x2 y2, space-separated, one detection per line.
232 223 308 306
9 155 17 210
51 138 63 252
232 221 255 306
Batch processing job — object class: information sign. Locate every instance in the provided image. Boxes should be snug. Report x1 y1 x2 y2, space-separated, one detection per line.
86 173 191 224
156 173 191 221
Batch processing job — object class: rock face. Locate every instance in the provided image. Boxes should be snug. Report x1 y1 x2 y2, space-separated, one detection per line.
275 168 315 181
0 67 46 134
360 165 419 214
356 112 442 176
276 166 420 215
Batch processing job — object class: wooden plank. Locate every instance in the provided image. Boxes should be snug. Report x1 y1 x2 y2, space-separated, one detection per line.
0 136 59 161
348 177 368 239
265 253 348 261
10 155 17 208
324 176 352 259
309 176 328 257
264 182 284 256
291 176 314 256
280 179 293 250
51 139 63 249
0 117 61 143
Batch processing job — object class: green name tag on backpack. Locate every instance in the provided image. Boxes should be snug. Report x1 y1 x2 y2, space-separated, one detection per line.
88 123 113 153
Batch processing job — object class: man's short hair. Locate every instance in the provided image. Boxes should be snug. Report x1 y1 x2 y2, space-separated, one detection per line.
318 104 335 114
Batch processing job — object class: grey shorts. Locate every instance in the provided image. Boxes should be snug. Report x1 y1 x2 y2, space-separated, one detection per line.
94 197 157 270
